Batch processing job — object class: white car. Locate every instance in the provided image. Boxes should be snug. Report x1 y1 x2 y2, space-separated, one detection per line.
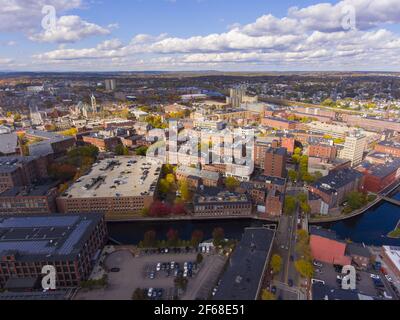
385 275 393 282
184 262 188 270
313 261 323 268
370 274 380 280
170 262 176 269
147 288 154 298
183 270 188 278
156 263 161 272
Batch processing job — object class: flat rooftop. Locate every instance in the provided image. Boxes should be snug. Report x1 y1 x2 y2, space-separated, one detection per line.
0 213 104 261
61 156 162 199
213 228 275 300
0 183 57 197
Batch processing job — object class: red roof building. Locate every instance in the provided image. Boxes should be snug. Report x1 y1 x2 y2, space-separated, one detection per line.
310 227 352 266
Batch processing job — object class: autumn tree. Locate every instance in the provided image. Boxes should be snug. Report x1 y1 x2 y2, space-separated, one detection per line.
270 254 283 274
191 230 204 247
295 259 314 279
212 227 225 246
225 177 240 191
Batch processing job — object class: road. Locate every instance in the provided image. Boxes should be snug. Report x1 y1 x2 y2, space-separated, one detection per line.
273 206 302 300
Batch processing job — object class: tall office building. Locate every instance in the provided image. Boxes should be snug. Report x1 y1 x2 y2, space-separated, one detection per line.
339 132 367 166
227 87 246 108
264 147 287 178
105 79 117 91
90 94 97 113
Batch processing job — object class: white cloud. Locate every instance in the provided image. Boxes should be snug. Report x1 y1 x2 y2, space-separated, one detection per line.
29 15 110 43
20 0 400 70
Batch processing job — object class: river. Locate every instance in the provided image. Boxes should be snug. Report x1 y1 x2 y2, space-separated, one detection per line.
108 194 400 247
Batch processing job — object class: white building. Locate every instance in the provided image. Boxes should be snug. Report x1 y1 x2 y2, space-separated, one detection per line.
338 131 367 166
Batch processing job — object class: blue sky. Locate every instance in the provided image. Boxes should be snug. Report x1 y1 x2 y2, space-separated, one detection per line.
0 0 399 71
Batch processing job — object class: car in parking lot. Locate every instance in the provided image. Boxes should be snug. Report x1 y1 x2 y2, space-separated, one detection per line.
110 268 120 273
315 269 323 274
370 274 380 280
147 288 154 298
271 286 277 294
288 279 294 287
313 261 323 268
149 271 155 279
156 263 161 272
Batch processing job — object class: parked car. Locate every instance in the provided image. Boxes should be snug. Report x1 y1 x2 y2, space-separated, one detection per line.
313 261 323 268
370 274 380 280
271 286 277 294
156 263 161 272
147 288 154 298
110 268 120 273
385 275 393 283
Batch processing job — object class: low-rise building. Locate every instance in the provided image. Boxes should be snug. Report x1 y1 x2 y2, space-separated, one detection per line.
0 213 108 289
57 157 162 217
261 117 297 130
0 183 58 215
213 228 275 300
308 168 364 210
381 246 400 279
193 187 252 217
374 141 400 158
175 166 221 189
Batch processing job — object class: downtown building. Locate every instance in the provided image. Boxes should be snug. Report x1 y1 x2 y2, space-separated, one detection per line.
0 213 108 289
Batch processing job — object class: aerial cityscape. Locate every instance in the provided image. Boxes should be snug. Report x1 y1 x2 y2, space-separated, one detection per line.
1 0 400 306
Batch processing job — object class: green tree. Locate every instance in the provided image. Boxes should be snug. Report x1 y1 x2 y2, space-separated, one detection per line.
288 169 298 182
225 177 240 191
179 179 191 202
295 259 314 279
261 289 276 300
158 179 171 195
115 144 129 155
135 146 148 156
284 196 296 215
270 254 283 274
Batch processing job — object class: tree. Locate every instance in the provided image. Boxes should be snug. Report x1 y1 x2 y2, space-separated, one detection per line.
171 203 186 216
295 259 314 279
284 196 296 215
288 170 298 182
261 289 276 300
115 144 129 155
270 254 283 274
300 202 311 214
158 179 171 195
225 177 240 191
166 173 176 186
166 228 179 247
212 227 225 246
196 253 204 264
179 179 191 202
59 128 78 136
132 288 147 300
142 230 157 248
49 163 77 182
345 192 367 210
135 146 148 156
191 230 204 247
149 201 171 217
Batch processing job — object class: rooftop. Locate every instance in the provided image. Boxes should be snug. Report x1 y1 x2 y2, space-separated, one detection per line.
377 140 400 149
358 158 400 178
213 228 275 300
194 187 250 205
0 156 38 174
0 133 18 155
176 166 220 182
60 156 162 199
311 168 363 194
0 213 104 261
0 183 57 197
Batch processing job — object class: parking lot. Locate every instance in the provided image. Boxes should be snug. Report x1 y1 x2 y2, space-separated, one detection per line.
75 247 224 300
311 261 394 299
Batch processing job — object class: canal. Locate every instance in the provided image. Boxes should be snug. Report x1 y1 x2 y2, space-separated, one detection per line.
108 193 400 247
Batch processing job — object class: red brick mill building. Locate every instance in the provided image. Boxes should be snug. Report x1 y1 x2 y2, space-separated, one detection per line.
0 213 108 289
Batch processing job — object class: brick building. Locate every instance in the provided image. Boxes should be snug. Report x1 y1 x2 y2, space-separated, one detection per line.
264 147 287 178
0 183 58 215
0 213 108 289
374 141 400 158
261 117 297 130
308 168 364 209
0 156 48 193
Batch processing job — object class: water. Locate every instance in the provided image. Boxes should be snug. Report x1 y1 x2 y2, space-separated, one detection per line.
108 193 400 247
319 201 400 247
107 218 267 245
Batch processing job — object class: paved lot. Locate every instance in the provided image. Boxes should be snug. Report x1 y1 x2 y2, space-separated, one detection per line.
312 261 379 297
182 254 227 300
75 250 200 300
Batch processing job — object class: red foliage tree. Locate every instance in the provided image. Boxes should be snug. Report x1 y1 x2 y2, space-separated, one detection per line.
171 203 186 216
149 201 171 217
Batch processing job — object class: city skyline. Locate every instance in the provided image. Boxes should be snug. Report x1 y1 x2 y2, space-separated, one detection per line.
0 0 400 72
